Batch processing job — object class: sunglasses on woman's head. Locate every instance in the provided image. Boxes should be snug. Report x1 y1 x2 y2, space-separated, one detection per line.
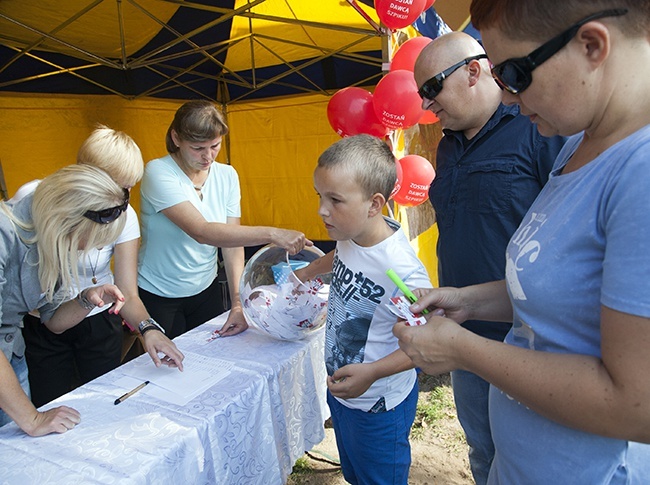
418 54 488 100
491 8 628 95
83 188 130 224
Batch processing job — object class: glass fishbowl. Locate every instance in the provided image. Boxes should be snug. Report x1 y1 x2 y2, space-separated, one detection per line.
239 244 331 341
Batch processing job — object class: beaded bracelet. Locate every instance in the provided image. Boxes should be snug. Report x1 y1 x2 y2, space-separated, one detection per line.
76 289 96 312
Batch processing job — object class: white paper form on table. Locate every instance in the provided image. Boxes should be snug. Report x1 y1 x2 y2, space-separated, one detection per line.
115 351 233 406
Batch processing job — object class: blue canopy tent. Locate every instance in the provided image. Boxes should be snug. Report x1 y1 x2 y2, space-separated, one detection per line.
0 0 386 102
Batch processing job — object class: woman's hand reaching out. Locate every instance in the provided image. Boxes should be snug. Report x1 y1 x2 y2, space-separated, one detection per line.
270 229 313 255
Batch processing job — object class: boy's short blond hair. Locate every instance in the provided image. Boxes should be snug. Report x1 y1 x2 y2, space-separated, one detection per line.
317 134 396 200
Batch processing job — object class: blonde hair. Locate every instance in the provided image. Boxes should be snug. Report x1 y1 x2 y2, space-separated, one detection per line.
77 124 144 188
5 165 127 302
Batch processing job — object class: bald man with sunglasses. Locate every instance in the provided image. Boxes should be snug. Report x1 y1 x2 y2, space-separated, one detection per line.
413 31 567 485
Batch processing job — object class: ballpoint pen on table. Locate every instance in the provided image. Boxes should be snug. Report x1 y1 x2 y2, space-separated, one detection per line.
114 380 149 405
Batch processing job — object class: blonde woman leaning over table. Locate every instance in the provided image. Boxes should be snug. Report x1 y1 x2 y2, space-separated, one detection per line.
138 100 311 339
17 126 184 408
0 165 127 436
394 1 650 483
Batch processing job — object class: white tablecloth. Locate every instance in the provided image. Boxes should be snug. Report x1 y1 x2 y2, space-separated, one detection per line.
0 313 329 484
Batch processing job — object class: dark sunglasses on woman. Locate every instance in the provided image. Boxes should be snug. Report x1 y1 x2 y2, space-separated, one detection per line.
83 188 130 224
491 8 627 95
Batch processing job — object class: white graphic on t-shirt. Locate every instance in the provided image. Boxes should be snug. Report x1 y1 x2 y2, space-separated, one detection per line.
512 318 536 349
325 254 385 375
506 212 546 301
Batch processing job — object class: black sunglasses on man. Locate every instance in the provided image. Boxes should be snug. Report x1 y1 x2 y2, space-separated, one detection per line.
418 54 488 100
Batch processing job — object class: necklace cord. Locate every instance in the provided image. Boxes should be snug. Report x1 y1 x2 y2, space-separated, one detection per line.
88 249 101 285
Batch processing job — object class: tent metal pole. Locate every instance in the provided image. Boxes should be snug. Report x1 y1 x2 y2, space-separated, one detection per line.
0 13 122 69
0 0 103 76
345 0 386 35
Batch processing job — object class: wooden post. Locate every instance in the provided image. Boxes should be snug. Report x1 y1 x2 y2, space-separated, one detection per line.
0 160 8 200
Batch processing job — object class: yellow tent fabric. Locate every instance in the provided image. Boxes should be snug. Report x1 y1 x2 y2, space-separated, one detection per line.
227 95 339 240
0 92 335 242
0 93 179 211
0 0 178 58
226 0 380 72
0 0 465 281
0 90 438 283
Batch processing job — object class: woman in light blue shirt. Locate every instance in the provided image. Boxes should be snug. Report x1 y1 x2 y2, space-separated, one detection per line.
138 101 311 339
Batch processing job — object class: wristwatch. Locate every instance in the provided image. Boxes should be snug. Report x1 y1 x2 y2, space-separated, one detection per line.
138 318 165 336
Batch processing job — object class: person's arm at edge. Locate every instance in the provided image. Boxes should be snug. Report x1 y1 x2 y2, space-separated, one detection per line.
411 280 513 324
162 201 311 254
293 250 335 283
0 352 80 436
445 306 650 442
43 285 126 334
216 217 247 337
113 239 184 370
397 297 650 443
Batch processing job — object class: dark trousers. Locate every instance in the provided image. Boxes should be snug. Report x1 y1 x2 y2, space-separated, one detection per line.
22 311 123 407
138 277 226 340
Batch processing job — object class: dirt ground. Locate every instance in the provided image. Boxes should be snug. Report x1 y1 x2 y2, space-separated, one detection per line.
288 373 474 485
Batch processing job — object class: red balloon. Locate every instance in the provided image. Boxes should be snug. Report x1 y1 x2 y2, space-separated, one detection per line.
419 109 439 125
327 87 389 138
389 157 404 200
373 70 424 130
423 0 435 10
375 0 427 30
391 154 435 207
390 36 432 73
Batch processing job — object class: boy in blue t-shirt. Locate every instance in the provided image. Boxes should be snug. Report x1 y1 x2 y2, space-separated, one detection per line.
298 134 432 484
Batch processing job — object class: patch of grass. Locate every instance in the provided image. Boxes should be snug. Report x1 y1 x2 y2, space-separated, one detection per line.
411 384 457 440
288 453 343 485
291 456 313 475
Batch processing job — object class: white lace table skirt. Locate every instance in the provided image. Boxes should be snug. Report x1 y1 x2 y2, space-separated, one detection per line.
0 312 328 485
